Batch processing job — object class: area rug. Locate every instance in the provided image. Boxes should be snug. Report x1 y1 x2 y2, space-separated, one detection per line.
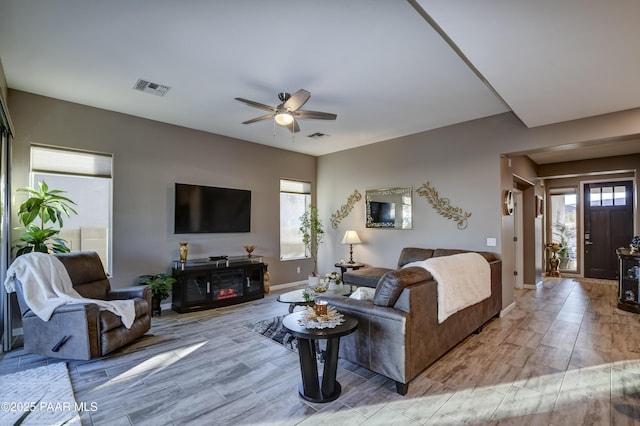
0 362 81 426
244 315 323 361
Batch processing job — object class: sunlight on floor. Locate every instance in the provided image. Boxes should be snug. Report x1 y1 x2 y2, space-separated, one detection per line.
95 341 208 390
286 358 640 424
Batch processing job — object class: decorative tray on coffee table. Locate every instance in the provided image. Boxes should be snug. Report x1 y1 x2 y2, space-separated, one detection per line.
298 306 345 329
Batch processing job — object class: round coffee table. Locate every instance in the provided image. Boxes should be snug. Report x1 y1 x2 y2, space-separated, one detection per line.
282 311 358 403
277 286 351 313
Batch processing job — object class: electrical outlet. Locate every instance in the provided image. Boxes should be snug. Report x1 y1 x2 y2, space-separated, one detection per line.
296 266 301 273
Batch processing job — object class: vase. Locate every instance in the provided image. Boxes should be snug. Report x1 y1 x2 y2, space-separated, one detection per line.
328 281 341 291
308 275 320 286
179 242 189 263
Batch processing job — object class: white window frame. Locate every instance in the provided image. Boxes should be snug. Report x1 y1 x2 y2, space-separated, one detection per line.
30 145 113 275
280 178 311 261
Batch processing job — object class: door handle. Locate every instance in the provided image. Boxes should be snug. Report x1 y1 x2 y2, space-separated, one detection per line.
585 241 593 245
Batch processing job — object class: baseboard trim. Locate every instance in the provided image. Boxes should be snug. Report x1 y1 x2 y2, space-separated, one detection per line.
524 283 539 289
500 301 516 317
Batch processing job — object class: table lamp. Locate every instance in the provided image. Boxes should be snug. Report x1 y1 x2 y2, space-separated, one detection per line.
341 230 361 264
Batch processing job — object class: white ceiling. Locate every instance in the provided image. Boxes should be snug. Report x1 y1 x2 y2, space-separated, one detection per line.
0 0 639 160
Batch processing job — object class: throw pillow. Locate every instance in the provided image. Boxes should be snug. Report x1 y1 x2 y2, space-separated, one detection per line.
349 286 376 301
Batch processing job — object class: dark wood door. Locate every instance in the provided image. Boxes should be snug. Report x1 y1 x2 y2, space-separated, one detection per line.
584 181 634 279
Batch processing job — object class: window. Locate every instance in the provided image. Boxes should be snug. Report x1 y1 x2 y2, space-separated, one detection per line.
280 179 310 260
549 188 577 272
589 185 627 207
30 145 113 274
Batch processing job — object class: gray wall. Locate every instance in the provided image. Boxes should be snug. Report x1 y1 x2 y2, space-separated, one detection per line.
317 111 640 309
8 90 317 288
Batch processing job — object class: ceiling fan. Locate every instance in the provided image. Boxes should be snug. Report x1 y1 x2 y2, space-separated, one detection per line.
235 89 337 133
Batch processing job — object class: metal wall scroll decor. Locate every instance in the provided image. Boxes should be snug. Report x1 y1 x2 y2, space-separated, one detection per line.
416 181 471 230
330 189 362 229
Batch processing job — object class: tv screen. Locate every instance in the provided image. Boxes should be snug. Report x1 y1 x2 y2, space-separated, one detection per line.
369 201 395 225
174 183 251 233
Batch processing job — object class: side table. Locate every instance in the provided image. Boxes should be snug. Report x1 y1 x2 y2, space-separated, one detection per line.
282 311 358 403
335 262 365 279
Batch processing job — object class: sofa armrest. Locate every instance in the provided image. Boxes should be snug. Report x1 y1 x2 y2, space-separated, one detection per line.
21 302 101 360
323 293 406 321
343 267 391 288
22 301 100 318
108 285 151 302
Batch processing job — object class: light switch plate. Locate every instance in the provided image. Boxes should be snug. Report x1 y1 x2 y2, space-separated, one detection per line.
486 237 497 247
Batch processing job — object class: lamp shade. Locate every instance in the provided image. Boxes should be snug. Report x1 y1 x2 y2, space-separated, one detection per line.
341 230 361 245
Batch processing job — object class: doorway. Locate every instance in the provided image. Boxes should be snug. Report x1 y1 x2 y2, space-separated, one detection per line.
584 181 634 279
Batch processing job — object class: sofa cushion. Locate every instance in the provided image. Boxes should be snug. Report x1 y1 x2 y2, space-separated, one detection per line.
373 267 433 307
344 267 392 288
397 248 435 267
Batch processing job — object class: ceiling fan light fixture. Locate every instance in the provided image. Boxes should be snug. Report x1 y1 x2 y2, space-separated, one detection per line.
275 112 294 126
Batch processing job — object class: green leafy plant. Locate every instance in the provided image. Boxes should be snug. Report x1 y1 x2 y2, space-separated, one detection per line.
299 205 325 276
135 273 176 301
14 181 77 256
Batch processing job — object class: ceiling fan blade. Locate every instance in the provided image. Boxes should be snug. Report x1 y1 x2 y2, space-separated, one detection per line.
283 89 310 112
285 118 300 133
235 97 276 113
294 110 337 120
241 114 275 125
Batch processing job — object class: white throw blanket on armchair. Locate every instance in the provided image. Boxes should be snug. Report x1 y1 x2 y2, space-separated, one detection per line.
4 252 135 328
403 252 491 323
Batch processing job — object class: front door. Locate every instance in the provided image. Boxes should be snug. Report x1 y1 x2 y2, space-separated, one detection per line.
584 181 634 279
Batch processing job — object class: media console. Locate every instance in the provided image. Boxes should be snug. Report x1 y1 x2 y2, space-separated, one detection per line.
171 255 265 313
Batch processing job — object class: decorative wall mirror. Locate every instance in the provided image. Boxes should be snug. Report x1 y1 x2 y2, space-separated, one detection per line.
365 186 413 229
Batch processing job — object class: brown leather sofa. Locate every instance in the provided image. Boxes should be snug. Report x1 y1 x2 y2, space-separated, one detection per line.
14 251 152 360
325 247 501 395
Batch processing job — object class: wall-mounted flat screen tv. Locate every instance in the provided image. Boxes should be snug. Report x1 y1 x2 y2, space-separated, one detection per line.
369 201 396 226
174 183 251 233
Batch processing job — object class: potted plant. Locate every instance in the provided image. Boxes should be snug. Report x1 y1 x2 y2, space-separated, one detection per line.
14 180 77 257
135 273 177 317
299 205 325 284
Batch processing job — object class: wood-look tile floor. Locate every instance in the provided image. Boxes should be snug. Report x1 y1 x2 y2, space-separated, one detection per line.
2 278 640 425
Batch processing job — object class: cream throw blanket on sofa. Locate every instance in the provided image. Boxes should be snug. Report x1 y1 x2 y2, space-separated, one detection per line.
4 252 135 328
403 252 491 323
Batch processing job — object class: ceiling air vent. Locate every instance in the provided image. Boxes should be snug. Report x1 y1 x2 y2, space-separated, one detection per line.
307 132 328 139
133 79 171 97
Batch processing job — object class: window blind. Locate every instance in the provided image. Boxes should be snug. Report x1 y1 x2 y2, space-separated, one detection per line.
31 145 112 178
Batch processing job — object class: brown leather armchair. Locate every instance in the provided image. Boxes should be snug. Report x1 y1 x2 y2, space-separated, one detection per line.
14 251 151 360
